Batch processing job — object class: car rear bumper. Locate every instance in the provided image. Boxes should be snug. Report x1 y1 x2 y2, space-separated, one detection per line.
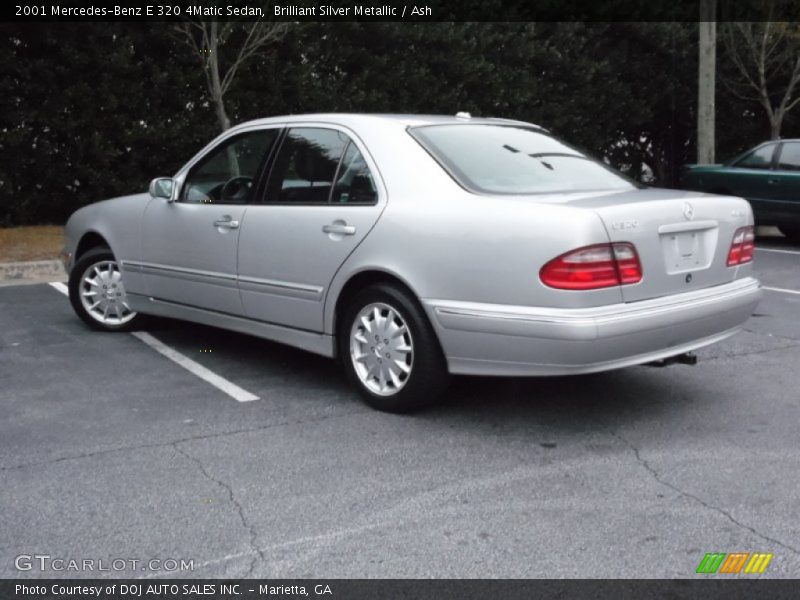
423 277 762 376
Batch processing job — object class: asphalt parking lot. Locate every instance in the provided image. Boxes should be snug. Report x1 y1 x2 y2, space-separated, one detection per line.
1 238 799 579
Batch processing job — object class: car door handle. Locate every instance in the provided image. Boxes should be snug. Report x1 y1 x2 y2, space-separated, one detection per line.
214 218 239 229
322 223 356 235
767 178 779 185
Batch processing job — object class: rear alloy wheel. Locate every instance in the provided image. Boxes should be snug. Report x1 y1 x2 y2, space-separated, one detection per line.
340 284 449 413
778 226 800 244
68 247 141 331
350 302 414 396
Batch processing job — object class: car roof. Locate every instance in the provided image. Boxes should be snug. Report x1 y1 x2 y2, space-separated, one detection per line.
752 139 800 145
230 113 543 130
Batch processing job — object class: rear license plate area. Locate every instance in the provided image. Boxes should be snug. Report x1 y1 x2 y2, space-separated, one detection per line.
660 230 712 273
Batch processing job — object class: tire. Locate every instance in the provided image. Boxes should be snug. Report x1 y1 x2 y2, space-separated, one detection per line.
778 226 800 244
338 283 449 413
68 246 143 332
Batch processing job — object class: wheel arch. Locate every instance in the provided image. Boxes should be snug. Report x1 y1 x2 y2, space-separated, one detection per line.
74 231 111 260
330 269 442 349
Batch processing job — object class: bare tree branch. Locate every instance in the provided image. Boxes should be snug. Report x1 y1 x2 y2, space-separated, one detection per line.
173 20 290 131
221 23 288 95
721 13 800 139
720 76 762 102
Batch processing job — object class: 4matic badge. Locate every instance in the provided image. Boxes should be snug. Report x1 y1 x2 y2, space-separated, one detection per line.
611 220 639 230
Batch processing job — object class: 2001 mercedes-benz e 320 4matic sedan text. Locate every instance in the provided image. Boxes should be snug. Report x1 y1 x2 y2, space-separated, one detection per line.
62 113 762 412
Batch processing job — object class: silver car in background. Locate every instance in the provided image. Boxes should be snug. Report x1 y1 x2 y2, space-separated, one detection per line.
62 114 762 412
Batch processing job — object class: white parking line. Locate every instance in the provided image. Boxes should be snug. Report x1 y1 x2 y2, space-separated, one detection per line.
49 281 69 295
763 286 800 296
131 332 259 402
48 282 260 403
756 247 800 255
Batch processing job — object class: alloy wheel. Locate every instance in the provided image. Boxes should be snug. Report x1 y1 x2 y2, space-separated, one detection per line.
78 260 137 326
349 302 414 396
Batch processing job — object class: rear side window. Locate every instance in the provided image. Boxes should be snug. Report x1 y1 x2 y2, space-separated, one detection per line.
735 144 776 170
332 142 378 204
265 128 349 204
777 142 800 171
410 124 635 194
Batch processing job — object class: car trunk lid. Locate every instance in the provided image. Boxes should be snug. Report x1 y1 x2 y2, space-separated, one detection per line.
536 188 750 302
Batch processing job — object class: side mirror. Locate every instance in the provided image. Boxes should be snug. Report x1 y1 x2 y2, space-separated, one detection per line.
149 177 175 201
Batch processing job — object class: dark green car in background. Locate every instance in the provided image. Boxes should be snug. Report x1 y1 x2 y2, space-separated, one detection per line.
681 140 800 243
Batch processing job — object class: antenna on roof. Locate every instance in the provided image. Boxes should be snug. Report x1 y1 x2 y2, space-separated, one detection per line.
455 112 471 119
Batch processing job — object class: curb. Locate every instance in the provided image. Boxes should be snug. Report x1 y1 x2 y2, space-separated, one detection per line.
0 260 66 285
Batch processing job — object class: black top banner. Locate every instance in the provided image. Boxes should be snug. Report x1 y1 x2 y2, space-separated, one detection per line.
4 579 800 600
5 0 800 22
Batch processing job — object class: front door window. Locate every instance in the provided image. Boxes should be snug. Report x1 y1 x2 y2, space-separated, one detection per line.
182 130 278 204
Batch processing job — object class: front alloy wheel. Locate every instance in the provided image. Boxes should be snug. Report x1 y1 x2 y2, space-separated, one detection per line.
69 247 141 331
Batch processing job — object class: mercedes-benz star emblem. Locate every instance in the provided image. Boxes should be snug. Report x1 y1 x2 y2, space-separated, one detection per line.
683 201 695 221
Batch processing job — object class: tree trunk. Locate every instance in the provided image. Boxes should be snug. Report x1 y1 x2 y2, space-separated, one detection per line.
770 116 782 140
205 22 238 175
208 38 238 174
208 21 231 132
213 95 231 132
697 0 716 164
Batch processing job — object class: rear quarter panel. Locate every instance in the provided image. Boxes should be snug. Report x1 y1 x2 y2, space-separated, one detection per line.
322 121 624 335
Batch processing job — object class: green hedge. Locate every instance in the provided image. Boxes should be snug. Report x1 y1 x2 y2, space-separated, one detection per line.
1 22 794 226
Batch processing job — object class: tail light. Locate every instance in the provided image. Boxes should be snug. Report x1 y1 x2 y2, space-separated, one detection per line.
540 243 643 290
727 226 755 266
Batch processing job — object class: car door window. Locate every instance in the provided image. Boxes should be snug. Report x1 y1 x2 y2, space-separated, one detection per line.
777 142 800 171
182 129 278 204
331 142 378 204
265 128 350 204
734 144 776 170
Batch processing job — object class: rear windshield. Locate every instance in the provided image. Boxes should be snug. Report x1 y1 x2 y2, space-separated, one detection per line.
410 124 636 194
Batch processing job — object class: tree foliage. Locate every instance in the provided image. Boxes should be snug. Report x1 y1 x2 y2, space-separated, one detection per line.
2 22 798 226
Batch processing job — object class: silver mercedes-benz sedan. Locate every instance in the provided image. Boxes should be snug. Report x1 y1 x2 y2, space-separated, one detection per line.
61 113 762 412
